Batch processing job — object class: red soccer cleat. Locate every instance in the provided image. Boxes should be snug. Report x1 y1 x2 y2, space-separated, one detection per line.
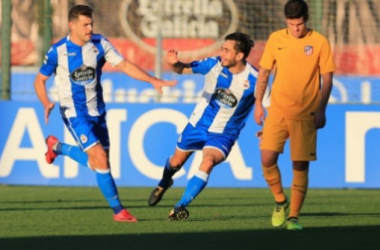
45 135 59 164
114 209 138 222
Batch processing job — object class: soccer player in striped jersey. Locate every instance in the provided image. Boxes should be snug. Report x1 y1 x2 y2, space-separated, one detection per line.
147 32 270 220
254 0 335 230
34 5 176 222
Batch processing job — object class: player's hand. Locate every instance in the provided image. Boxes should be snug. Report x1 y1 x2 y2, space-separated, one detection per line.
166 49 179 65
44 102 55 125
254 104 265 125
151 78 178 95
314 109 326 129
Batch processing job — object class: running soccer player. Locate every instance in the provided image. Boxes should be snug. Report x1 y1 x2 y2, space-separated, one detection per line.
34 5 176 222
147 32 270 220
254 0 335 230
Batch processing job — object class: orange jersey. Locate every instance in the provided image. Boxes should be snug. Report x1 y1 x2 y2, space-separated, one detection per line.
260 29 335 120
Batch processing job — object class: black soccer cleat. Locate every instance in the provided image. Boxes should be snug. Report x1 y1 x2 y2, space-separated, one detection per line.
148 179 174 206
168 206 189 221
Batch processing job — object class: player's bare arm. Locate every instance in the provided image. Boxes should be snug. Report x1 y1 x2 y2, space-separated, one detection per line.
166 49 193 74
315 72 333 129
115 59 177 94
34 72 55 125
254 67 271 125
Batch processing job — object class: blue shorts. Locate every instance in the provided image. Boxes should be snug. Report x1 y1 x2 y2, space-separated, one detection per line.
62 113 110 151
177 123 238 158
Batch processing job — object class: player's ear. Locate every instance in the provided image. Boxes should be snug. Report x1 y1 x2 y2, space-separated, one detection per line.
236 51 244 61
69 21 75 30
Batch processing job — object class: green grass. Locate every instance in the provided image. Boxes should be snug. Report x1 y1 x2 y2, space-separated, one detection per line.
0 186 380 250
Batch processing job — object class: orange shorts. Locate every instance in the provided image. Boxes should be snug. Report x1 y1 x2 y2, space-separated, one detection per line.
260 112 317 161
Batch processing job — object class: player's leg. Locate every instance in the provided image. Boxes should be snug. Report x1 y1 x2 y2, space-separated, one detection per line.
148 149 192 206
45 116 93 169
260 113 289 227
92 113 137 222
168 133 233 220
64 114 136 222
286 161 309 230
149 123 203 206
45 135 91 168
84 143 135 222
286 119 316 230
169 148 225 220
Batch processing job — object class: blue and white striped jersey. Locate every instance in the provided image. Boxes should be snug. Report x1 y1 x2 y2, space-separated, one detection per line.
40 34 124 118
189 56 270 135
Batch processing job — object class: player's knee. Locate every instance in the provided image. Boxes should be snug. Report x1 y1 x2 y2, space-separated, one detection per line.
261 150 278 167
170 156 185 169
262 158 277 167
88 151 109 170
201 156 216 169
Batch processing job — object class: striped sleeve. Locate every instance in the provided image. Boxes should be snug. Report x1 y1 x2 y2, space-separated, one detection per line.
101 37 124 66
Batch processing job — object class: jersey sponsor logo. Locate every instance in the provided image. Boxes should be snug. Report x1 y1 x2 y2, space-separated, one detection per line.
214 88 237 108
70 65 96 85
304 45 313 56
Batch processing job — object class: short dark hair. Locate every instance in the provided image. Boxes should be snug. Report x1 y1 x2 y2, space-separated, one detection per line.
68 5 93 21
284 0 309 22
224 32 255 60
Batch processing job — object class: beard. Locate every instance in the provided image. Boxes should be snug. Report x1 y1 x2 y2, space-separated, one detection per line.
221 59 237 68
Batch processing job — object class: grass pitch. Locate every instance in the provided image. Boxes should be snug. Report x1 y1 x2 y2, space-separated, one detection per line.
0 186 379 250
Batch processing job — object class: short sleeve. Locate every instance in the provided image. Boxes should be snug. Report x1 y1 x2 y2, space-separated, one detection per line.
101 37 124 66
40 47 58 76
319 37 335 74
259 33 276 70
191 56 219 75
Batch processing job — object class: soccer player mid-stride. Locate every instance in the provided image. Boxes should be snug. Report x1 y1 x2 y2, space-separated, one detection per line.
254 0 335 230
34 5 176 222
148 32 270 220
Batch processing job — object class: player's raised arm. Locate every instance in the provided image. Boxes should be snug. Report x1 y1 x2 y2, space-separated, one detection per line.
115 59 177 95
34 72 55 125
254 67 271 125
166 49 193 74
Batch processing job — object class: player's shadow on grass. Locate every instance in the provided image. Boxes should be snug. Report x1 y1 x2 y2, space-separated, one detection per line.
1 225 380 250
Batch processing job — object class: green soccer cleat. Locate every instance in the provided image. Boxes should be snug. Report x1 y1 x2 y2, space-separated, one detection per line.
286 217 303 230
271 198 289 227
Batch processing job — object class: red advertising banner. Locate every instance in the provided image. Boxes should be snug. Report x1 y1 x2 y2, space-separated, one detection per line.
3 39 380 76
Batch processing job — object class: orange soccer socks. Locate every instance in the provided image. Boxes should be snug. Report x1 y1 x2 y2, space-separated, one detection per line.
262 164 286 203
288 169 309 219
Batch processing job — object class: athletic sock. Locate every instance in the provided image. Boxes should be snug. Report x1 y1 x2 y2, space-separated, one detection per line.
54 142 91 169
289 169 309 218
62 143 90 168
175 171 209 208
276 198 288 205
262 164 286 203
96 168 124 214
158 157 180 188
